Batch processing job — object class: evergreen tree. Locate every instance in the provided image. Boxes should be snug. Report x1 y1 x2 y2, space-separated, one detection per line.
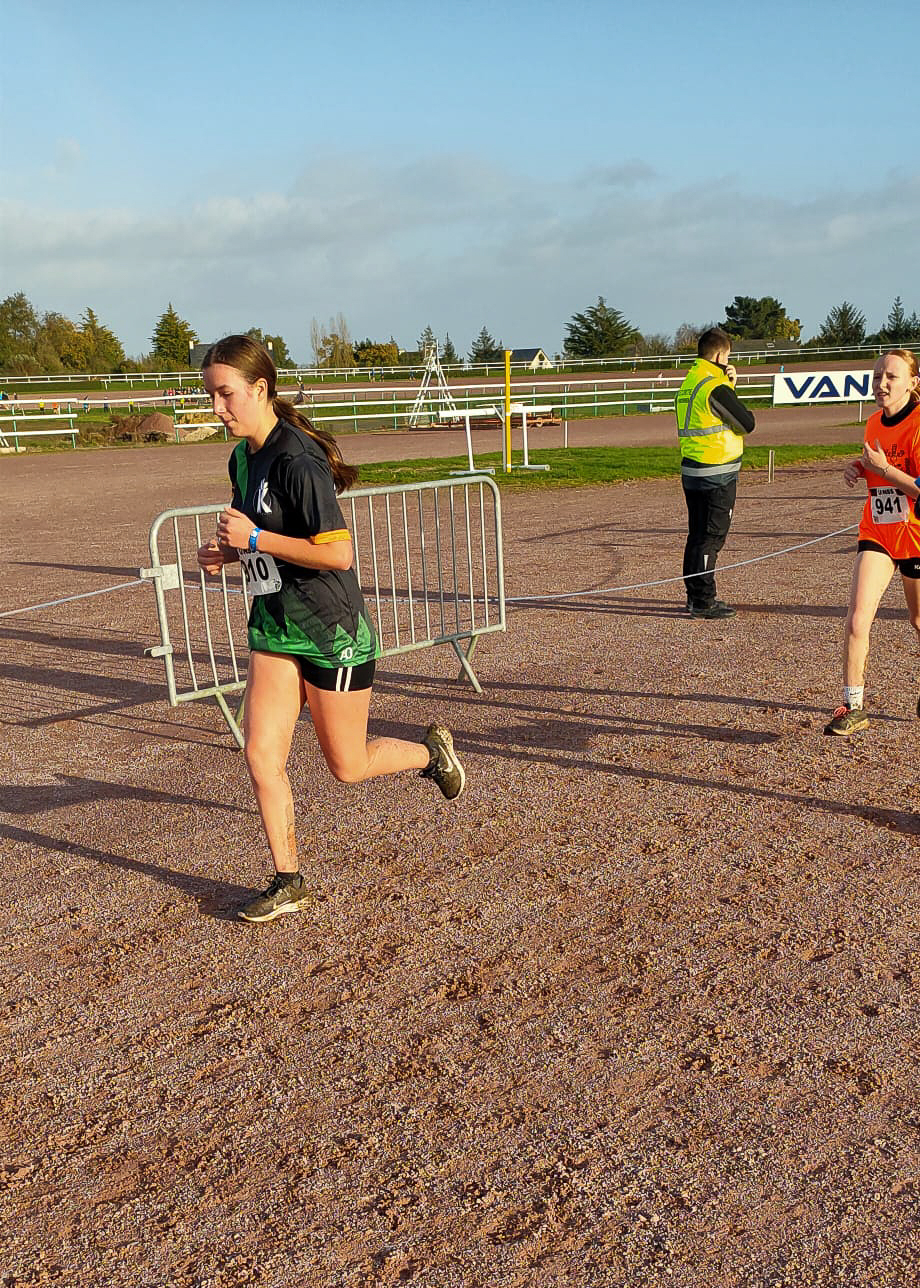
875 296 920 344
722 295 798 342
151 303 198 369
814 301 866 347
81 307 125 371
468 327 504 364
564 297 639 358
417 324 437 357
880 296 908 342
441 333 459 365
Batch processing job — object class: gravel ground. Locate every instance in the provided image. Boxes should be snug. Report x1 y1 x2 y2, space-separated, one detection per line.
1 418 918 1288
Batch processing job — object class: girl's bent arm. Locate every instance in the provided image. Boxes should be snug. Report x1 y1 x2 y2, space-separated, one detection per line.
256 528 353 571
217 505 354 570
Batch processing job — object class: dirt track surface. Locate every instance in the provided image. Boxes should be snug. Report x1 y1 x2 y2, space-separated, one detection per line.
1 420 918 1287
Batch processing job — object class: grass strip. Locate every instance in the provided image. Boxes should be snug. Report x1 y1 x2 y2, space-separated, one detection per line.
355 443 858 490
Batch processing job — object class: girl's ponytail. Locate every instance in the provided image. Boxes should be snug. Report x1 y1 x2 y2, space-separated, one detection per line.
271 396 359 492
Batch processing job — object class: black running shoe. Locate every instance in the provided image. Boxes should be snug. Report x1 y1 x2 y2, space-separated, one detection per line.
420 724 466 800
238 872 310 923
689 600 736 620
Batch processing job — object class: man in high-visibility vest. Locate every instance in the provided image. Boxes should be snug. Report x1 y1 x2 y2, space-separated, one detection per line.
676 327 756 619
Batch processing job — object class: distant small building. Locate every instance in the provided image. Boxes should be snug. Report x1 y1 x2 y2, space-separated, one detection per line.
189 342 214 368
510 347 554 371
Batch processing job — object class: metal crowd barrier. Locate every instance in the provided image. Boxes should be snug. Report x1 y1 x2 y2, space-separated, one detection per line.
141 476 505 747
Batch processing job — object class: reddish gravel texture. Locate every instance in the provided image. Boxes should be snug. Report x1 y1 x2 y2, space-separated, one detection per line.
1 412 918 1288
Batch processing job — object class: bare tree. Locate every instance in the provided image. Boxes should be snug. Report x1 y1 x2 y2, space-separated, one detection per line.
673 321 714 353
310 313 355 368
636 332 672 356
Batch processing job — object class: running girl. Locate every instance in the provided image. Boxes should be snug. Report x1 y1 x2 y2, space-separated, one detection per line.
196 336 465 920
825 348 920 735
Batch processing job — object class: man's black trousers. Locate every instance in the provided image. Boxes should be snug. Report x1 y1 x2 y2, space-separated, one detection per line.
682 477 737 608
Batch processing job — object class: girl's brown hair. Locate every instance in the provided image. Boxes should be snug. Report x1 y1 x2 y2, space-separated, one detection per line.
882 348 920 407
201 334 359 491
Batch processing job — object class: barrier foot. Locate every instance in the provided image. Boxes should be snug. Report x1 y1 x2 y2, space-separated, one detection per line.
215 691 245 749
453 636 483 693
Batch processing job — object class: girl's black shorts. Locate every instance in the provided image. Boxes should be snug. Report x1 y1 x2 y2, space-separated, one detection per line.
295 656 376 691
857 539 920 579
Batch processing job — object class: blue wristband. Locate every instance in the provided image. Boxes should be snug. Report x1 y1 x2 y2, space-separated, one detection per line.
248 527 261 552
914 477 920 491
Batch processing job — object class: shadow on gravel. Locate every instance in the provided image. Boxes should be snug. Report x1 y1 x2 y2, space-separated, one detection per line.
9 560 142 577
509 597 904 621
372 707 778 749
0 773 246 815
0 624 144 657
0 660 160 703
0 821 251 918
376 672 819 719
376 672 912 728
373 673 920 836
457 734 920 836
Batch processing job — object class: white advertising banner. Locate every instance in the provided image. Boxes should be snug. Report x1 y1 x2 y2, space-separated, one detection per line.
772 369 873 406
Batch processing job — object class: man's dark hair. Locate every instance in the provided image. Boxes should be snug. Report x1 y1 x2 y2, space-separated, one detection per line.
697 326 732 360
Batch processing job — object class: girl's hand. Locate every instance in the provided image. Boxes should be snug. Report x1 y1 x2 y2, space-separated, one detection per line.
197 537 228 575
217 505 257 550
843 460 864 489
861 438 889 477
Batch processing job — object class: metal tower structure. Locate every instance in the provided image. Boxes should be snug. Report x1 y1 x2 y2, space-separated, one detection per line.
408 342 458 428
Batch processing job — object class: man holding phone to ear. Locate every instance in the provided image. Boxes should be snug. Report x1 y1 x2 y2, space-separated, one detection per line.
675 326 756 619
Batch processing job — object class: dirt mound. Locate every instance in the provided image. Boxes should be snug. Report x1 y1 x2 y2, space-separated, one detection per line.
113 411 175 442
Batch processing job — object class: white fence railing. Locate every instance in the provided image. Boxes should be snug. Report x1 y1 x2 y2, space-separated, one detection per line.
0 412 78 449
0 341 903 388
173 375 774 435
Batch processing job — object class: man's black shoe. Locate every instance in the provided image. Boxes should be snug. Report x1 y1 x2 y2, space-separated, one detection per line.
688 600 736 620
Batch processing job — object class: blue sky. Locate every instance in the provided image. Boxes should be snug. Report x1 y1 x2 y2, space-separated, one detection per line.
1 0 917 362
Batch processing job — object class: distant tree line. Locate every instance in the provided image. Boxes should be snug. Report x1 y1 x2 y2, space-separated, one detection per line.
562 295 920 361
2 290 918 377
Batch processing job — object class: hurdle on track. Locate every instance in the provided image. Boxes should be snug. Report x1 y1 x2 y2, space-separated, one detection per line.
142 477 505 747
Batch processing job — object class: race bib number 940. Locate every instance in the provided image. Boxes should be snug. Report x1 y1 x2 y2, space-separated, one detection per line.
240 550 282 595
870 486 910 525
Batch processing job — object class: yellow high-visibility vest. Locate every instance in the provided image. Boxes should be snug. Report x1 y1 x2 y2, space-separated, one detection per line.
675 357 745 467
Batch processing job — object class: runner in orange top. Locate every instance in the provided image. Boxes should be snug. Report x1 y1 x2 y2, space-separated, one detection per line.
825 348 920 735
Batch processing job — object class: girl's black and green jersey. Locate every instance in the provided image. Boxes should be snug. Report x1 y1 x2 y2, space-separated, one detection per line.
229 420 377 669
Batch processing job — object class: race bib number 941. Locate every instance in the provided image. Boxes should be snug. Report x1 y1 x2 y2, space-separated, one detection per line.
240 549 282 595
870 486 910 525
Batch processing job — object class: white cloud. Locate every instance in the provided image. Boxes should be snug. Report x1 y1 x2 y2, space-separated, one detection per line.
2 161 917 356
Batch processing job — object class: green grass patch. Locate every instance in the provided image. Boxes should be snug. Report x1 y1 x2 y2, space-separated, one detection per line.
355 442 858 490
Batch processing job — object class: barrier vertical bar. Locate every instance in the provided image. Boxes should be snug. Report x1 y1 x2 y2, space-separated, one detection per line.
401 491 416 643
464 483 475 630
384 492 400 647
191 512 224 695
504 350 512 473
418 489 432 640
434 488 446 639
478 480 490 627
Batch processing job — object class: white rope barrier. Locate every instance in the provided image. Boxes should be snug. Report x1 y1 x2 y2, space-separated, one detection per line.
506 524 860 604
0 579 145 620
0 522 861 622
